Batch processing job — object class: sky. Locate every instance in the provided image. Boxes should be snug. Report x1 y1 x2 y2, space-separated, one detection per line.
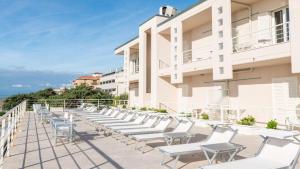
0 0 197 97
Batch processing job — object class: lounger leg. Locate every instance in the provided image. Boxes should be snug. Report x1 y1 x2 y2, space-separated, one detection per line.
203 149 218 164
161 154 166 166
161 154 180 169
172 155 180 169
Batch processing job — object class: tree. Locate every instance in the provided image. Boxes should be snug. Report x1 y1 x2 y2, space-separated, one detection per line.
2 84 115 112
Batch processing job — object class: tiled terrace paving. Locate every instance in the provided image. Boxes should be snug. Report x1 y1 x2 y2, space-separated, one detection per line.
4 111 300 169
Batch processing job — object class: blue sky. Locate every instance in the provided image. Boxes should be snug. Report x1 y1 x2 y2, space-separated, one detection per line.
0 0 196 97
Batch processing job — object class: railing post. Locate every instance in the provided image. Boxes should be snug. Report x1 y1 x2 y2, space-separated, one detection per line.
0 119 6 169
63 100 66 111
97 99 100 108
220 105 224 122
6 114 11 157
11 111 15 141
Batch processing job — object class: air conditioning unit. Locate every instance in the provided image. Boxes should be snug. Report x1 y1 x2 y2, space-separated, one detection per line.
159 6 177 17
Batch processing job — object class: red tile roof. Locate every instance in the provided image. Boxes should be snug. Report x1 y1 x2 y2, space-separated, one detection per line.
78 76 99 80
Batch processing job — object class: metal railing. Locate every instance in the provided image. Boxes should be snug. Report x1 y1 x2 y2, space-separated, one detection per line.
232 22 290 52
0 100 27 168
130 66 139 75
159 59 170 69
26 99 128 112
182 44 213 64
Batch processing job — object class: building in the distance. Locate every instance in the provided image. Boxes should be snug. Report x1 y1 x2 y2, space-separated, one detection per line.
97 68 127 96
73 72 102 88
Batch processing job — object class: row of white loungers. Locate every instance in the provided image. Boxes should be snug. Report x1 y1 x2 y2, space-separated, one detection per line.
157 123 300 169
72 105 100 117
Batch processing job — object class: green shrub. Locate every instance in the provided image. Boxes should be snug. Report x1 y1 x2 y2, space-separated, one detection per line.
266 119 278 129
200 113 209 120
158 109 167 113
132 107 136 110
0 112 5 116
237 115 256 126
140 107 147 111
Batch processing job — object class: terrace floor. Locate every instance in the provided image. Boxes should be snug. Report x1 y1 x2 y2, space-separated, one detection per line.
3 111 300 169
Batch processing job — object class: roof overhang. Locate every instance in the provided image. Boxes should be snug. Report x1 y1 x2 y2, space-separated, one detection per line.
114 37 139 55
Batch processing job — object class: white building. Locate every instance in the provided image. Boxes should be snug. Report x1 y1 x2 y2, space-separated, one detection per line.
115 0 300 124
98 68 127 96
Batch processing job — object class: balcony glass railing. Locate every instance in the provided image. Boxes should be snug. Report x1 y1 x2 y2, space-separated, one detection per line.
182 44 213 64
232 22 290 53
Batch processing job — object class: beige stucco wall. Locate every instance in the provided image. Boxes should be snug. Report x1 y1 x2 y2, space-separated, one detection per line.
173 63 300 123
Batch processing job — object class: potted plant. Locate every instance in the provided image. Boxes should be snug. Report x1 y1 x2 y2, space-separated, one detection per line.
237 115 256 126
266 119 278 129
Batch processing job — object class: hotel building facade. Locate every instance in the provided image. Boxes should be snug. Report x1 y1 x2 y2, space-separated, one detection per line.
115 0 300 124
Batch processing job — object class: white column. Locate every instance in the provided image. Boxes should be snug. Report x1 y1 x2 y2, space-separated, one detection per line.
212 0 233 80
138 31 147 106
289 0 300 73
170 22 183 84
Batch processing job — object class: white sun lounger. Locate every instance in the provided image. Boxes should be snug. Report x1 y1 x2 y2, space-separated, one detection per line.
116 117 172 135
85 109 120 120
159 127 237 169
107 115 159 130
94 112 136 124
200 129 300 169
131 117 194 145
103 113 151 127
83 108 113 117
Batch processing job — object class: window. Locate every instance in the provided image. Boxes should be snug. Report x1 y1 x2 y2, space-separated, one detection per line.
174 73 177 79
174 55 177 61
174 64 177 70
174 28 177 33
218 43 224 50
219 67 224 74
174 46 177 52
218 7 223 14
218 31 223 38
219 55 224 62
218 19 223 26
174 37 177 42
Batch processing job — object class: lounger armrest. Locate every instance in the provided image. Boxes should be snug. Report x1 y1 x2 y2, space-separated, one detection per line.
164 132 194 144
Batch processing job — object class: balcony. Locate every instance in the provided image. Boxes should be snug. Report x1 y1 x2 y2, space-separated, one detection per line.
182 45 213 74
232 22 291 66
129 68 139 82
233 22 290 52
158 59 171 77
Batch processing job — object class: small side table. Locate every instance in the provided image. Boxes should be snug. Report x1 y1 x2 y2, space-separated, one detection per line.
201 142 245 164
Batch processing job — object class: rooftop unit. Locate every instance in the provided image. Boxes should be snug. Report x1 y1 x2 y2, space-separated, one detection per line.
159 6 177 17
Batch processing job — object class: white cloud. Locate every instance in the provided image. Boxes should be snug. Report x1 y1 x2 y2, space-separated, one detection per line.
11 84 31 88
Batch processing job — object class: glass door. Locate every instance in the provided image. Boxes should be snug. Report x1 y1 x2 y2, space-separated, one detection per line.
273 7 290 43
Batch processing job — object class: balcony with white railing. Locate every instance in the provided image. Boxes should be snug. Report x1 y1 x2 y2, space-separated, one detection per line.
233 22 290 53
182 45 213 74
158 59 171 77
232 22 291 66
129 59 139 82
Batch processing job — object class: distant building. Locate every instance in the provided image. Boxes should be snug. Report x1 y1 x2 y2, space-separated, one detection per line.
96 68 127 96
53 87 66 95
73 72 102 88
